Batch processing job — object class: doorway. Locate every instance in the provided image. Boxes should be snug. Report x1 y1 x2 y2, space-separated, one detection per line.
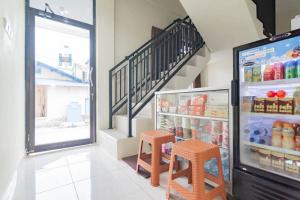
25 0 96 153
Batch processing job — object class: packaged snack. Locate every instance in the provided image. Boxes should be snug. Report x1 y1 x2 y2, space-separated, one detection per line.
285 154 300 174
294 97 300 115
295 125 300 151
178 105 188 115
188 105 205 116
284 60 296 79
204 105 228 118
263 65 274 81
258 148 271 166
253 98 265 113
244 67 253 82
190 94 207 106
271 151 285 170
278 98 294 114
296 59 300 78
250 147 259 161
252 65 262 82
222 122 229 149
273 62 284 80
242 96 254 112
282 122 296 150
272 121 282 147
265 97 279 113
211 121 223 146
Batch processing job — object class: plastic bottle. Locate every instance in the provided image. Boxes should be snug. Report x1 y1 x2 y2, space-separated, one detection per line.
282 122 296 150
295 125 300 151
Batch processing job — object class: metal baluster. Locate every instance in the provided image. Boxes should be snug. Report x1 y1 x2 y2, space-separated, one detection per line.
127 60 133 137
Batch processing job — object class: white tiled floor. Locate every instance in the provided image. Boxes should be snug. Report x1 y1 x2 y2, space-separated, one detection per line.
11 145 172 200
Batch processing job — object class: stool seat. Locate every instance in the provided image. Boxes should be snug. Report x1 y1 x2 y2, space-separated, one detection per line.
173 140 217 154
141 130 174 143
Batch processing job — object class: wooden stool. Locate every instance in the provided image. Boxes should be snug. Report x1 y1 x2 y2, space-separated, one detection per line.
167 140 226 200
136 130 176 187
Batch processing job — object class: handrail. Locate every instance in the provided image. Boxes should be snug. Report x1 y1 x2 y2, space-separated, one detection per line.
108 16 204 136
110 17 183 72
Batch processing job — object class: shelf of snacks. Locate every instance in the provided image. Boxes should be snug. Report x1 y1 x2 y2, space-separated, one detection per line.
241 77 300 87
157 112 229 122
241 112 300 119
155 87 232 185
243 141 300 157
241 58 300 86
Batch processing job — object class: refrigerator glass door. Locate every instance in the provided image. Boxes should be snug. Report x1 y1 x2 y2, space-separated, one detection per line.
239 35 300 181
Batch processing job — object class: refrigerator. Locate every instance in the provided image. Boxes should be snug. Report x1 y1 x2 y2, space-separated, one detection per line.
232 29 300 200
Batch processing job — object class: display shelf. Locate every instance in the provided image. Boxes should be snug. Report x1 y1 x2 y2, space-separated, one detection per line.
241 78 300 87
243 141 300 157
241 112 300 119
158 112 229 122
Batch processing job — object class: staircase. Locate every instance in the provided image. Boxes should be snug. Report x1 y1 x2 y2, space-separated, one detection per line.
99 16 209 159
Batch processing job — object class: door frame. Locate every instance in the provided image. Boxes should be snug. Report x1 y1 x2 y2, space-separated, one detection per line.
25 0 96 153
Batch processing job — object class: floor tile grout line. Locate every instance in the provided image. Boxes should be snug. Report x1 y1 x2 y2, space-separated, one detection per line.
66 162 80 200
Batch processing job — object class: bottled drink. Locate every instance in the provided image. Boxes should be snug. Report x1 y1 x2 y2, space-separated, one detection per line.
282 122 296 150
296 59 300 78
295 125 300 151
284 60 296 79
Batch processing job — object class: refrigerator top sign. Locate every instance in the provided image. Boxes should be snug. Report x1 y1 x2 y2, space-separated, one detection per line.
239 36 300 67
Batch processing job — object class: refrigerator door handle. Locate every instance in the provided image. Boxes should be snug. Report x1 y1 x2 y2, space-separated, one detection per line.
231 80 239 106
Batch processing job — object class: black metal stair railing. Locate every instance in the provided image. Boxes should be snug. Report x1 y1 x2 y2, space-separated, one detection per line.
109 16 205 137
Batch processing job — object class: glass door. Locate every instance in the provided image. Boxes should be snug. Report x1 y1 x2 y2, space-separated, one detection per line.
26 1 96 152
238 35 300 181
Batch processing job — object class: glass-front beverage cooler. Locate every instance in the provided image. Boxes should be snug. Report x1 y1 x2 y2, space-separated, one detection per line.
154 87 233 194
232 30 300 200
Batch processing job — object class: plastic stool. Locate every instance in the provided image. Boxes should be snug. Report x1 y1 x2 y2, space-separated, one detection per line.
167 140 226 200
136 130 176 187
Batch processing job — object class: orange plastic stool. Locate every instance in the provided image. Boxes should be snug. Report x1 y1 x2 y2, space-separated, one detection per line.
167 140 226 200
136 130 176 187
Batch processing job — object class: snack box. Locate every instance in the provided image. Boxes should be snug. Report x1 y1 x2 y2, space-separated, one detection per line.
190 94 207 106
189 105 205 116
271 151 285 170
244 67 253 82
285 154 300 174
258 148 271 166
252 65 262 82
177 105 188 115
242 96 254 112
253 98 266 113
278 98 294 114
265 97 279 113
204 105 228 118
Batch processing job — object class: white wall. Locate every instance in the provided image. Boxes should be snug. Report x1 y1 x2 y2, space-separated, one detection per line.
114 0 186 63
201 49 233 87
276 0 300 34
97 0 186 130
0 0 25 198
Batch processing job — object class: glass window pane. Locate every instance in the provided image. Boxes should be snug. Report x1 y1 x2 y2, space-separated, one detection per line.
30 0 93 25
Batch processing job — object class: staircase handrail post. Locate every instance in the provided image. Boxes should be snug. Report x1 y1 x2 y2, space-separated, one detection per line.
109 70 113 129
127 59 133 137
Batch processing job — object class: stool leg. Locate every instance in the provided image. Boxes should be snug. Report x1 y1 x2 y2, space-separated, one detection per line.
193 159 205 200
151 141 160 187
136 140 143 172
188 161 192 184
166 152 175 200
